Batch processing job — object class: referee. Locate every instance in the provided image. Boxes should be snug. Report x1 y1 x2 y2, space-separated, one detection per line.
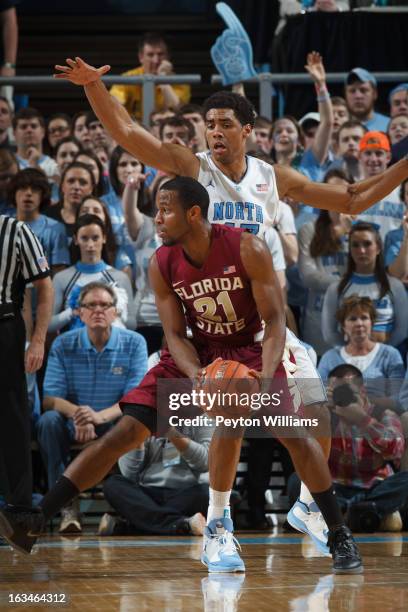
0 214 53 508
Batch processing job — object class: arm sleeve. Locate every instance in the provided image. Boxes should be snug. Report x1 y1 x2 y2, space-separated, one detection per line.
48 271 73 333
321 282 343 347
298 223 335 291
179 425 213 473
389 278 408 347
18 222 51 282
122 334 148 394
43 339 68 399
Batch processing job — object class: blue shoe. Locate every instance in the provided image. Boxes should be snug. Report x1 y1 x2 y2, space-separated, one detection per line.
201 518 245 573
287 499 330 557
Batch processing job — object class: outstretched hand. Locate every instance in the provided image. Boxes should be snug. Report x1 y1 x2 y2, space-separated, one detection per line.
305 51 326 87
54 56 111 86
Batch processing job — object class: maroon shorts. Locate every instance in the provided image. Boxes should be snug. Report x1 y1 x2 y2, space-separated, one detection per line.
120 343 303 418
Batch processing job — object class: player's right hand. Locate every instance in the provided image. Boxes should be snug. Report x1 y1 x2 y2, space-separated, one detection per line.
54 56 111 85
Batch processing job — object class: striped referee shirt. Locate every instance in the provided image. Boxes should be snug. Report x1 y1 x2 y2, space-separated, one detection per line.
0 215 50 308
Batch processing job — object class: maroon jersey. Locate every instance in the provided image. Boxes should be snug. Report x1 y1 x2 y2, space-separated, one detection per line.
156 224 263 347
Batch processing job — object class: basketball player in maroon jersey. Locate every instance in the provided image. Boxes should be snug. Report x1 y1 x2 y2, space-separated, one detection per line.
0 177 362 574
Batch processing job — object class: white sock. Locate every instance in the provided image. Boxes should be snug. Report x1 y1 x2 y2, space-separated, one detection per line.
299 482 315 507
207 488 231 524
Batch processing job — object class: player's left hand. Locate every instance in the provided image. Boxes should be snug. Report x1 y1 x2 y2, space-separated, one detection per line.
305 51 326 87
25 340 44 373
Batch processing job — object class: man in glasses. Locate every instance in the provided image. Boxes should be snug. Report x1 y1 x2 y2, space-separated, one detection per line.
36 281 147 534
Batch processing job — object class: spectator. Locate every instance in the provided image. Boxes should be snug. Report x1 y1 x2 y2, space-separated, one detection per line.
356 131 403 240
38 282 147 533
9 168 70 274
0 95 13 149
270 115 304 169
0 147 17 214
326 365 408 532
99 421 212 537
124 172 164 353
72 110 92 150
85 112 115 156
385 179 408 289
344 68 389 132
179 103 207 153
49 214 136 333
110 31 191 121
299 169 352 355
46 113 72 155
159 114 194 147
322 222 408 348
388 114 408 147
389 83 408 118
330 96 349 157
148 108 175 139
318 296 405 413
76 195 132 276
106 144 146 258
13 108 59 181
54 137 83 175
253 116 273 154
275 1 349 35
44 161 96 240
328 119 367 182
74 149 106 197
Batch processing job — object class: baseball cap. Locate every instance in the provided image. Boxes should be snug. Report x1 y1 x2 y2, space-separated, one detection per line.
388 83 408 103
346 68 377 88
299 112 320 127
359 131 390 152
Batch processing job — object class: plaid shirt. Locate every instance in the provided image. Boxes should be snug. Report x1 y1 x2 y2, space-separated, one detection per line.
329 405 405 488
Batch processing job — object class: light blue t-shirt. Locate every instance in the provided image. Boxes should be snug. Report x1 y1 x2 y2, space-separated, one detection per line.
44 326 148 410
26 214 70 267
363 112 390 132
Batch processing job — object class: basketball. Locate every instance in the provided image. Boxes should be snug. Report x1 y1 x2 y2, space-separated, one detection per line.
196 358 260 418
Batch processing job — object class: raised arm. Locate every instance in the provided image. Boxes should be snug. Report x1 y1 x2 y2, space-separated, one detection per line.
275 158 408 214
305 52 333 166
240 232 286 379
54 57 199 178
148 253 201 379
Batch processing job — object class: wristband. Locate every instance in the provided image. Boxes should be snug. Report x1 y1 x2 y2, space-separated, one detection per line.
2 62 15 69
317 93 331 103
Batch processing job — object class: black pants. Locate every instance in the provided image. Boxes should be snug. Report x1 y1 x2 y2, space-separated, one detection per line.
0 314 32 506
103 474 209 535
246 438 294 519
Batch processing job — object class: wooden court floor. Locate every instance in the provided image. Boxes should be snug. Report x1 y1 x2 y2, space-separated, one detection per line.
1 531 407 611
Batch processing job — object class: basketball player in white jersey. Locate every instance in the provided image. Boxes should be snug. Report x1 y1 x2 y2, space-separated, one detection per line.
54 58 408 560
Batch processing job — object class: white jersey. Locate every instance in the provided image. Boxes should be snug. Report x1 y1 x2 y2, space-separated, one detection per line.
197 151 280 237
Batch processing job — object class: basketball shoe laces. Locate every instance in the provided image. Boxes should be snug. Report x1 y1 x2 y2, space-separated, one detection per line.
328 528 358 558
207 528 242 557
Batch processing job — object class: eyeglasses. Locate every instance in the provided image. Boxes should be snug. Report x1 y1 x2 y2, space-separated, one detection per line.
80 301 115 311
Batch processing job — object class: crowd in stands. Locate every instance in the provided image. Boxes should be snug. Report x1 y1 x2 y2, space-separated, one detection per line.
1 30 408 536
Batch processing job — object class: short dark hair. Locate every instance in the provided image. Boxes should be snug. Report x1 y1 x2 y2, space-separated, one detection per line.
203 91 256 127
179 103 204 118
159 115 195 142
338 119 367 139
323 167 353 184
13 107 45 130
9 168 51 210
138 31 167 54
159 176 210 218
47 113 72 130
328 363 364 383
55 136 83 158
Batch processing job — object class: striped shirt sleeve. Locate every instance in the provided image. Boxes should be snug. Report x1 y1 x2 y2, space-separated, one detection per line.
18 221 51 282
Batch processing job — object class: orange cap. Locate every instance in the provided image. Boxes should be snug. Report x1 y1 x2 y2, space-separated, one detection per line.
359 131 390 152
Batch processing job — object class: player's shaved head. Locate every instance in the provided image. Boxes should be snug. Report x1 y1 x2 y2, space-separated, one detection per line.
159 176 210 218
